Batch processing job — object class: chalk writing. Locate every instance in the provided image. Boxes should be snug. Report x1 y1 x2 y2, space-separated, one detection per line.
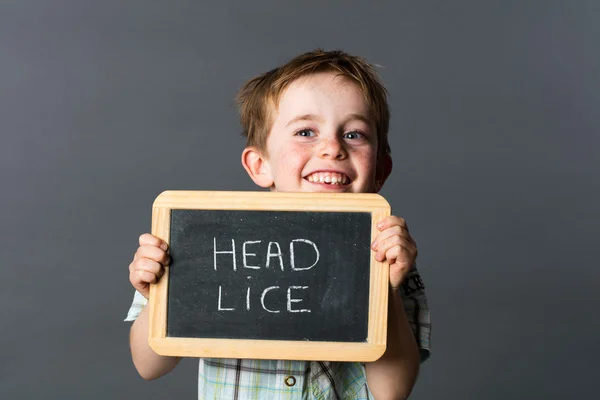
213 238 319 313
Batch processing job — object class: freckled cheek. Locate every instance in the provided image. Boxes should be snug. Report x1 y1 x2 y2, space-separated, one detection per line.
352 152 378 182
273 148 310 177
281 146 311 162
353 150 376 167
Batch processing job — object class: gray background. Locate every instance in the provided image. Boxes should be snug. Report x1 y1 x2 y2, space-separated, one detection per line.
1 0 598 399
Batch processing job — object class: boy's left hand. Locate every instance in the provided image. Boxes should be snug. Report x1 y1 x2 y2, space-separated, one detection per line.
371 216 418 289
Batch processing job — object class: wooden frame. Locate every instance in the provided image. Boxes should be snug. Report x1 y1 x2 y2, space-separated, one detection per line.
148 190 391 362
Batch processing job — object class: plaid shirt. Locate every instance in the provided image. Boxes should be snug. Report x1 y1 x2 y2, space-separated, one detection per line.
125 268 430 399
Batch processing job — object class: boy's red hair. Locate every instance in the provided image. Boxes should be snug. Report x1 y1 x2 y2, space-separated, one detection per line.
236 49 391 162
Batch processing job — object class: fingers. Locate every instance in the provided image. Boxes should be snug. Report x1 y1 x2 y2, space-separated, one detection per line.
132 269 161 287
376 216 408 232
130 234 170 298
139 233 169 251
371 225 413 249
134 244 171 265
370 216 419 289
129 257 166 297
130 258 164 284
371 217 416 252
371 215 418 263
373 235 417 262
130 257 165 277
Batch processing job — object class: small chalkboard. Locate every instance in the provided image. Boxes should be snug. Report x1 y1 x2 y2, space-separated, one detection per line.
148 191 391 362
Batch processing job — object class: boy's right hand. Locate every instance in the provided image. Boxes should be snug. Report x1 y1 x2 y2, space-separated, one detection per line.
129 233 170 299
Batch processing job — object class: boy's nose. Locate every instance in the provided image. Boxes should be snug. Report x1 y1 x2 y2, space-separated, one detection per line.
318 137 347 160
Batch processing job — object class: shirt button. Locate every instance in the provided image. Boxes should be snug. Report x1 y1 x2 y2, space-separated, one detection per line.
284 376 296 387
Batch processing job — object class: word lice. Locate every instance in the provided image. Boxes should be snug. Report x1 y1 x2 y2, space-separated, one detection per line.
217 285 311 313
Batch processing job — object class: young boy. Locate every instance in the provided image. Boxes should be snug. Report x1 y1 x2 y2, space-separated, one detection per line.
125 49 430 399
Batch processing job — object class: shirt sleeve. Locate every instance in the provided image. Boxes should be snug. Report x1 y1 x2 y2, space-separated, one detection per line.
124 290 148 322
399 263 431 362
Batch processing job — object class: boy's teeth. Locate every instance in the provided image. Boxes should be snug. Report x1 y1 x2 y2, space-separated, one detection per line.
306 172 350 185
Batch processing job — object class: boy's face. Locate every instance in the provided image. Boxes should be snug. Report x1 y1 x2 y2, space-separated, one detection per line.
243 72 390 193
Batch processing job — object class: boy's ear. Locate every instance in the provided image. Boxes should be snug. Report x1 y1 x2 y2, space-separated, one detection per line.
241 147 274 188
374 153 393 192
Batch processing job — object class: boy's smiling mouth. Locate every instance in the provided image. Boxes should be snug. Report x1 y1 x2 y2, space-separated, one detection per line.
304 171 352 185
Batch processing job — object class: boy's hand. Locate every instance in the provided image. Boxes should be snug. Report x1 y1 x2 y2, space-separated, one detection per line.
371 216 418 290
129 233 170 299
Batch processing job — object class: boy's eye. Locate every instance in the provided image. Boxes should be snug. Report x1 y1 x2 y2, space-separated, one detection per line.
343 131 364 140
295 129 316 137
